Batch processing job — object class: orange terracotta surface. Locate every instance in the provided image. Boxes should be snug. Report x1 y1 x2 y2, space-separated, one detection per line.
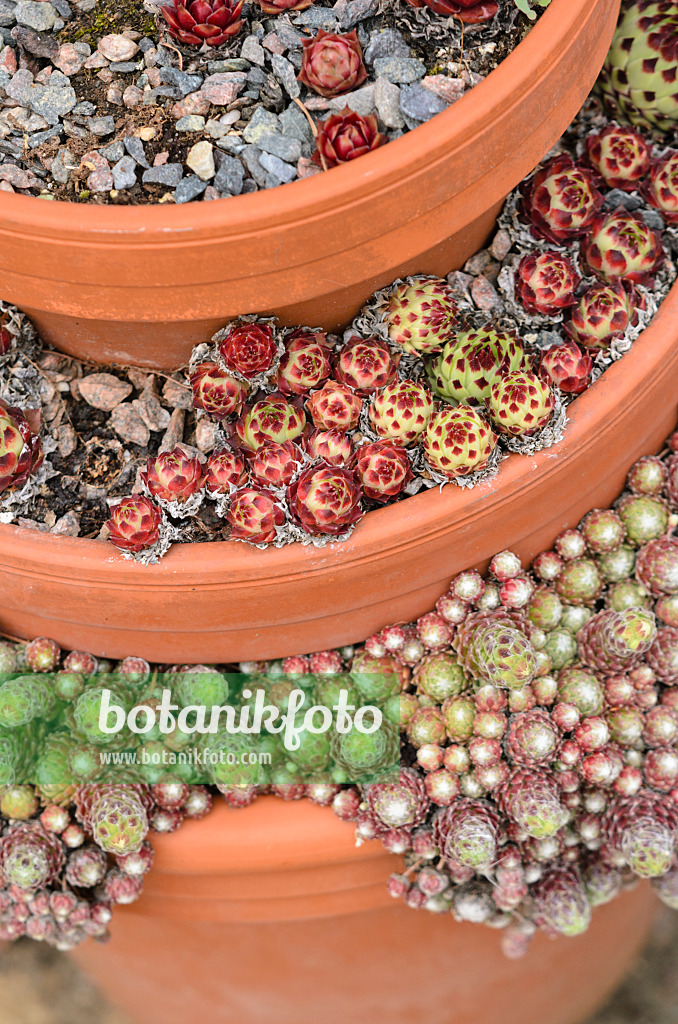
0 279 676 664
72 799 657 1024
0 0 620 369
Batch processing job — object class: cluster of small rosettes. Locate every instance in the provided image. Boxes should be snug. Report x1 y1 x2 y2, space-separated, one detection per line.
0 642 233 950
7 434 678 956
333 437 678 955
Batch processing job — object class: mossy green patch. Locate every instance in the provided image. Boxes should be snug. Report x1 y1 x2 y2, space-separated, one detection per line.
59 0 157 47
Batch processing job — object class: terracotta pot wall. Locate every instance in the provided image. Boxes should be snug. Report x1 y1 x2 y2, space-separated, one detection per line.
71 800 657 1024
0 279 675 663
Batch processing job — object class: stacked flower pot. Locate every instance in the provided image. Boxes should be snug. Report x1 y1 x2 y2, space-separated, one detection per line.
3 1 674 1022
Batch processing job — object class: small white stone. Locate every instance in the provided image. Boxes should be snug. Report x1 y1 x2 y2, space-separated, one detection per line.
186 140 215 181
98 34 139 62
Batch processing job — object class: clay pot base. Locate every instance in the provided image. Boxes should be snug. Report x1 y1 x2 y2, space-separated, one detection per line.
71 800 657 1024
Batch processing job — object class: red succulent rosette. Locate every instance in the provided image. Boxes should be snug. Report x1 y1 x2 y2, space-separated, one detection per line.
298 29 367 99
0 402 43 494
160 0 244 46
248 440 301 489
287 461 363 536
303 428 354 466
581 210 664 287
515 250 581 316
205 448 248 493
227 486 284 543
567 281 638 351
334 336 400 395
106 495 163 553
218 322 277 379
190 361 248 420
306 379 363 431
403 0 499 22
539 340 593 395
235 393 307 453
520 155 603 245
354 440 413 503
645 152 678 225
313 108 386 168
0 315 12 356
141 446 205 503
277 331 332 395
585 125 652 192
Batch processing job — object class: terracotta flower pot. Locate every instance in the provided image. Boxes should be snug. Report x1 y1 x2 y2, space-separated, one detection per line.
71 797 656 1024
0 280 676 664
0 0 619 370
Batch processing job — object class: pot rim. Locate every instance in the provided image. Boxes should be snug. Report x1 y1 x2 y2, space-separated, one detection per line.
149 796 385 876
0 0 607 236
1 277 676 583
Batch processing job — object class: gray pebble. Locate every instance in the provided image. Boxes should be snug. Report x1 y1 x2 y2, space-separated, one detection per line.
217 135 246 156
274 23 304 50
294 6 338 28
286 48 303 71
109 60 139 73
259 151 296 183
0 2 17 29
87 115 116 136
160 67 203 96
279 102 313 153
340 0 379 29
269 53 299 99
641 209 665 232
6 68 33 105
112 154 137 190
29 83 78 125
246 66 267 87
243 105 280 144
124 136 150 169
27 126 62 148
176 114 206 132
142 164 184 186
400 83 448 123
50 147 71 183
241 35 266 67
373 56 425 85
174 174 207 204
154 45 173 68
603 189 644 212
15 1 58 32
100 139 125 162
208 57 249 73
144 86 179 103
258 131 301 164
328 83 375 117
214 153 245 195
72 100 96 115
374 76 403 129
241 144 268 187
364 28 409 63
